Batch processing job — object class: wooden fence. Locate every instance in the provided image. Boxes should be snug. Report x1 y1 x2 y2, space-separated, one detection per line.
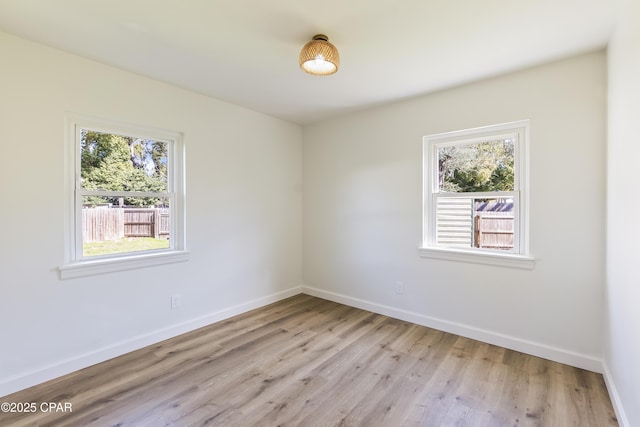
82 208 170 242
474 214 514 250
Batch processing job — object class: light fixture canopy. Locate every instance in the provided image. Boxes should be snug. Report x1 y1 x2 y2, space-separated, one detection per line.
299 34 340 76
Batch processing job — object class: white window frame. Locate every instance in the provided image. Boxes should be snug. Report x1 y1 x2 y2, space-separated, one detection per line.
59 113 188 279
419 120 534 269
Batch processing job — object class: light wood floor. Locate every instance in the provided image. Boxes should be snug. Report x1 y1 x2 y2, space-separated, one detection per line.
2 294 618 427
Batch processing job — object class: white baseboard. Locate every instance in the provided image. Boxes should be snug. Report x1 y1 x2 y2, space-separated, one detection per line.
602 362 631 427
0 286 302 398
301 285 603 373
2 284 607 399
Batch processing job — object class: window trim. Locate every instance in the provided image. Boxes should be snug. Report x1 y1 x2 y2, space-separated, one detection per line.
420 120 534 269
60 113 188 279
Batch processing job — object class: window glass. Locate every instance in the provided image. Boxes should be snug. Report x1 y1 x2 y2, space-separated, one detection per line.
80 130 168 192
437 139 514 193
81 196 171 257
435 196 514 250
78 129 173 259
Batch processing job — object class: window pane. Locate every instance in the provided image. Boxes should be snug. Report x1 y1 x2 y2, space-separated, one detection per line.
81 196 170 257
80 129 168 192
436 196 514 251
437 139 514 193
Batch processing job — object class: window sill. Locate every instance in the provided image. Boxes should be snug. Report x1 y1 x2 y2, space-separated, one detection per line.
418 246 535 270
59 250 190 279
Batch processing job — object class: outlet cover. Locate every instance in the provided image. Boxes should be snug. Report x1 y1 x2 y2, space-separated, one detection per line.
171 294 181 309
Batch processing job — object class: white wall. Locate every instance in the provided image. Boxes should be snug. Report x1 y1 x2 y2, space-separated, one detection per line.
605 0 640 425
0 32 302 396
303 51 607 370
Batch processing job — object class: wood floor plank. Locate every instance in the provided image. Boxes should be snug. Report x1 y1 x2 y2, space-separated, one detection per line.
1 295 618 427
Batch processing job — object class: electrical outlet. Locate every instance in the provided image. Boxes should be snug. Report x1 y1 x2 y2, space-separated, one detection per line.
395 281 405 295
171 294 181 309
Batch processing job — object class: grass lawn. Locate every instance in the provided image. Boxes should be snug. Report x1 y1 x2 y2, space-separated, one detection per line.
83 237 170 257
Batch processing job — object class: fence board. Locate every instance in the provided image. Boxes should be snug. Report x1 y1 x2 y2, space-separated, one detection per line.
474 215 514 250
82 209 124 242
124 209 155 237
157 209 170 238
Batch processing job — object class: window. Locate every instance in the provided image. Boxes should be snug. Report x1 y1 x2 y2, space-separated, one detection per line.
420 120 533 269
60 114 187 279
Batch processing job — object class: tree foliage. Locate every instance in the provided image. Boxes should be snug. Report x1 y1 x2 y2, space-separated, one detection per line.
438 139 514 193
81 130 168 207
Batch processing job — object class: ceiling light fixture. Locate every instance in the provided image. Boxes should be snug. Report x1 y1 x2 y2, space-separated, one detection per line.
299 34 340 76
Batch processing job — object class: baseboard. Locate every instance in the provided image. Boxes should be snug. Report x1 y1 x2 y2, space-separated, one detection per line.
0 285 302 398
2 284 606 398
602 362 631 427
301 285 603 373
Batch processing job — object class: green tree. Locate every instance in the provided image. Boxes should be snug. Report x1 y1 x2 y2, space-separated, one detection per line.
81 130 168 207
438 139 514 193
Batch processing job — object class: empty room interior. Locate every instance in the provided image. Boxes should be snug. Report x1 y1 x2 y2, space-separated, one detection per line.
0 1 638 426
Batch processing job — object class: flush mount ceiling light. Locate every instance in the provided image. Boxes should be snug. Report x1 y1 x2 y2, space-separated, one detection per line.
299 34 340 76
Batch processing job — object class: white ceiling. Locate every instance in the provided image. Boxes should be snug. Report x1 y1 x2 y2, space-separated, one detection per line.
0 0 616 124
